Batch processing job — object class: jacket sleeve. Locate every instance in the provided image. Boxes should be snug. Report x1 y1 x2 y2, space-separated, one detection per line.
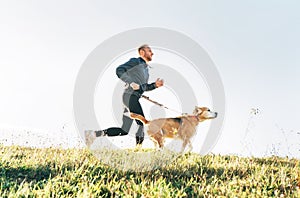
116 58 138 84
140 82 157 92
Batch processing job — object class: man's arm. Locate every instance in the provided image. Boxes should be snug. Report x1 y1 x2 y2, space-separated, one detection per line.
140 78 164 92
116 58 138 84
140 82 157 92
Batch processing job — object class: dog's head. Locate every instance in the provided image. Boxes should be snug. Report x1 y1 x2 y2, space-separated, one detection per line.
193 106 218 121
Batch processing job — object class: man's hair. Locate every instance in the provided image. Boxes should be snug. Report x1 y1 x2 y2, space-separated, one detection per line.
138 44 149 54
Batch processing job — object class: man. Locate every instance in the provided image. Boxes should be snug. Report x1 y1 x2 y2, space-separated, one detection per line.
85 44 164 148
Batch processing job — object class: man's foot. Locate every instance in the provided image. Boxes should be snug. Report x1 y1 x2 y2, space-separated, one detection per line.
84 130 96 148
136 136 144 145
134 143 142 152
95 130 107 137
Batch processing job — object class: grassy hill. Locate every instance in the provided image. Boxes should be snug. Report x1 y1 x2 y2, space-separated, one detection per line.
0 145 299 197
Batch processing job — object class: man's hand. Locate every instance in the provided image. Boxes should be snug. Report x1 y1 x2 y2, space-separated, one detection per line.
155 78 164 88
130 82 140 90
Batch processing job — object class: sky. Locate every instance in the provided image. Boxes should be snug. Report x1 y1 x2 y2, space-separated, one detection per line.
0 1 299 158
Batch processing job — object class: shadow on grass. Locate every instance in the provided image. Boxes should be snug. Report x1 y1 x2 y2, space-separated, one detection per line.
0 161 92 191
0 162 57 188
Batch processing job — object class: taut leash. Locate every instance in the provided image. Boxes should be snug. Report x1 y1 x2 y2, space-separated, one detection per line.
141 95 183 115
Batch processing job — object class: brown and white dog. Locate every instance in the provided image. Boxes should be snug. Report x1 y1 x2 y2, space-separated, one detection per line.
130 106 217 152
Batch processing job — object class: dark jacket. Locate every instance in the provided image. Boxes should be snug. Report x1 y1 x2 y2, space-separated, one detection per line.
116 57 156 96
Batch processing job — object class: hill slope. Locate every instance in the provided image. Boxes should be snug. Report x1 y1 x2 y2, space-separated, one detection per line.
0 146 299 197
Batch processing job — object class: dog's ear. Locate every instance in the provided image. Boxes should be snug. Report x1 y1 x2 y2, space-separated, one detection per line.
193 107 202 115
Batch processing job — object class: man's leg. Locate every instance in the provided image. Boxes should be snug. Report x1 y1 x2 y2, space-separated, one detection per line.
126 94 145 145
135 125 144 145
85 108 132 148
85 126 127 148
85 93 144 147
96 108 133 136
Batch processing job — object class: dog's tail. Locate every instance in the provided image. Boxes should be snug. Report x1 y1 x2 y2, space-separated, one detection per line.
130 113 149 124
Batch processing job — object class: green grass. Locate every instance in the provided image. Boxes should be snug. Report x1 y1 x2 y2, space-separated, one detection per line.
0 145 299 197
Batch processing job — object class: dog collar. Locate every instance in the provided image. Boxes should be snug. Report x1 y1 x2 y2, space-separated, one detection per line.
193 115 200 122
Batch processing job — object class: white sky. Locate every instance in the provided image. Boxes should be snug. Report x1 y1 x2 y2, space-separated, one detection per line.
0 1 299 157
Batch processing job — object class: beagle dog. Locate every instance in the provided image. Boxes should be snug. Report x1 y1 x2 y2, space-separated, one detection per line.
130 106 217 152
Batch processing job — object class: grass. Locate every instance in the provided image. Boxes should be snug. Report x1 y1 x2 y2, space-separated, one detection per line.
0 145 300 197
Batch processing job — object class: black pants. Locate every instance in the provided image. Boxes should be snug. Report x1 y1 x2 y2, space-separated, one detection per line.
97 93 144 145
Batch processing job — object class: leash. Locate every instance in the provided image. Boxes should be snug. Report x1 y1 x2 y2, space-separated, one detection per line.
141 95 183 115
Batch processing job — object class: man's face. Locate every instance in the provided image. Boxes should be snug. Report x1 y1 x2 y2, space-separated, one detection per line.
141 47 153 62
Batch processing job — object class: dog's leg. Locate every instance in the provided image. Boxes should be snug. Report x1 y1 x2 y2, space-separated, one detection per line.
156 130 165 149
153 134 164 149
157 136 164 149
154 135 164 148
150 136 159 148
181 138 190 153
149 130 165 150
187 140 193 152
